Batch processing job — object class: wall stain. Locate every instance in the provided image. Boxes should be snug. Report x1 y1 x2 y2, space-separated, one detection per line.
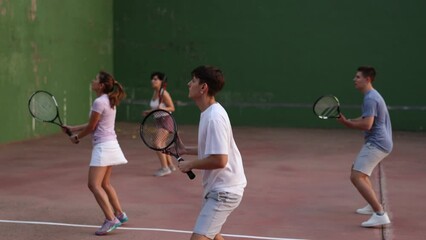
28 0 36 21
0 0 9 16
31 41 41 87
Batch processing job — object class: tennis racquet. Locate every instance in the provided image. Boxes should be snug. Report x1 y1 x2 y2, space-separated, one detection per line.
313 95 341 119
28 90 73 136
140 109 196 180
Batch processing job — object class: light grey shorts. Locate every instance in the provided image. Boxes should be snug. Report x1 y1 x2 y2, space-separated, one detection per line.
193 191 242 239
353 142 389 176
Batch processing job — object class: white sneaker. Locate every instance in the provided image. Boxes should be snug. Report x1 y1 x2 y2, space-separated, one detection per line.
361 212 391 227
356 205 374 215
154 167 171 177
169 165 177 171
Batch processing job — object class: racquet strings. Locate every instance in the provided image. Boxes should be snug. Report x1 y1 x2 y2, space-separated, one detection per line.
141 111 175 150
29 92 58 122
314 96 339 118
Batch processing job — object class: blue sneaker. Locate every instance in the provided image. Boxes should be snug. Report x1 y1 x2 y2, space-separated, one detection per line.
117 212 128 224
95 218 121 235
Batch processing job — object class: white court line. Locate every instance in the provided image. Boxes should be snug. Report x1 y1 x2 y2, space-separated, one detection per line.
0 219 306 240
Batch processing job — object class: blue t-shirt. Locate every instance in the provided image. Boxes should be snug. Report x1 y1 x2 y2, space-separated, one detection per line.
362 89 393 153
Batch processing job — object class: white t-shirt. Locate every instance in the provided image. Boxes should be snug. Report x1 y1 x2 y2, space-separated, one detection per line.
91 94 117 145
198 103 247 197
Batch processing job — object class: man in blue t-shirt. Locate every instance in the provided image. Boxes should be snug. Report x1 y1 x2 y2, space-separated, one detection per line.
338 66 393 228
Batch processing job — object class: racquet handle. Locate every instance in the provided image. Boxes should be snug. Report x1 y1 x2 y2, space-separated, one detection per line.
177 157 196 180
63 127 79 144
186 170 196 180
65 128 73 136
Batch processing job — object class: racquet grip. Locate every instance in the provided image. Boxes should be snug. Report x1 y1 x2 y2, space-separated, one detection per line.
65 128 73 136
186 170 196 180
177 157 196 180
63 127 79 144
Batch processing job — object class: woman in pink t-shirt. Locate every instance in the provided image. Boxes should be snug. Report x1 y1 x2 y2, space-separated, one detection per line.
64 71 128 236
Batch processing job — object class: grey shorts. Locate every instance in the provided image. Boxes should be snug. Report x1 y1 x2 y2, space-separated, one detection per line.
193 191 242 239
353 142 389 176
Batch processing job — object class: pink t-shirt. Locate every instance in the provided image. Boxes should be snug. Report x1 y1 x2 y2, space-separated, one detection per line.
91 94 117 145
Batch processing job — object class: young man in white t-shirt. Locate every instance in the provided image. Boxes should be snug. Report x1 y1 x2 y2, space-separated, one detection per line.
176 65 247 240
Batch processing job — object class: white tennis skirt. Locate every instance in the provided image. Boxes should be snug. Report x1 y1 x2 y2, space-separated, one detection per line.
90 140 128 167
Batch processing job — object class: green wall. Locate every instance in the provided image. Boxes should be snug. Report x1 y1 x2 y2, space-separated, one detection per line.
0 0 113 143
1 0 425 143
114 0 426 131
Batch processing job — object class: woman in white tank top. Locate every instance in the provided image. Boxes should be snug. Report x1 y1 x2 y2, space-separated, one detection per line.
143 72 176 177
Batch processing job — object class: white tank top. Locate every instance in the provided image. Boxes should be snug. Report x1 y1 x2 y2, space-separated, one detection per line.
150 98 166 109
